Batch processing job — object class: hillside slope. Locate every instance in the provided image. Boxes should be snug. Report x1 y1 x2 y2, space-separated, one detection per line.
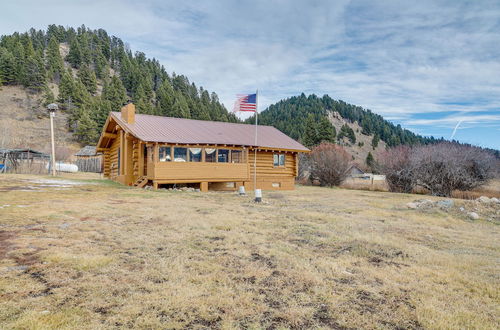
0 85 78 154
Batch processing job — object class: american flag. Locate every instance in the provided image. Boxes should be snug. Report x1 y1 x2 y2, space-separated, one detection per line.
233 93 257 112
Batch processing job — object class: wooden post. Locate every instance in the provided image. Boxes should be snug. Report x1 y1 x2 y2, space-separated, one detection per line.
200 182 208 192
138 142 144 177
49 112 56 176
123 132 128 178
153 181 158 190
119 130 124 175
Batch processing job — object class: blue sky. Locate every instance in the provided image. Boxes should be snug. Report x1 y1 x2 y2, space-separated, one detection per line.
1 0 499 149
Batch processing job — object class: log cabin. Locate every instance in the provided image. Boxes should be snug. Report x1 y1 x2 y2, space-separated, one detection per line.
96 103 309 191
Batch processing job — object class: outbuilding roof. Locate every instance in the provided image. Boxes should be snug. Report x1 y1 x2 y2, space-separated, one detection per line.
108 112 309 152
75 146 98 157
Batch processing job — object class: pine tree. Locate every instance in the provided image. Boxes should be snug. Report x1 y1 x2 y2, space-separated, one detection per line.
66 38 82 68
58 70 75 104
78 32 92 65
46 36 64 82
77 64 97 94
366 152 374 169
156 80 174 116
75 106 99 144
12 42 26 84
372 134 380 149
72 79 91 106
134 83 154 114
317 116 336 143
338 124 356 144
95 98 112 129
0 48 17 84
42 86 55 106
102 76 127 111
23 53 46 91
94 48 108 79
303 114 319 147
22 36 35 59
171 91 190 118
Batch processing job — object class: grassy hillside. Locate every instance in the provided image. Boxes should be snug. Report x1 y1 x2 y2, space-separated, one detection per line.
0 174 498 328
0 85 79 154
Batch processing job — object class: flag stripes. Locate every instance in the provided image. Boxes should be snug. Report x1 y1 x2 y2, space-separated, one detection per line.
233 93 257 112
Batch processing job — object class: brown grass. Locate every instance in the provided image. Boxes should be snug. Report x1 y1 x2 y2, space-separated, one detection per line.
0 174 499 329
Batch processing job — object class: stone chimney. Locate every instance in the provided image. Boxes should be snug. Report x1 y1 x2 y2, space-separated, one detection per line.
121 102 135 124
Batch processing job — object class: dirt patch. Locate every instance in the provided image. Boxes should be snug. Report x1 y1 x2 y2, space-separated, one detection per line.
0 230 17 260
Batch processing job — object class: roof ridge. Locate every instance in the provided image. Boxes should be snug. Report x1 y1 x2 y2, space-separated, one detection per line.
110 112 276 129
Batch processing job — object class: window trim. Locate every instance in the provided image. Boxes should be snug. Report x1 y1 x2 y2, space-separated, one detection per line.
273 153 286 167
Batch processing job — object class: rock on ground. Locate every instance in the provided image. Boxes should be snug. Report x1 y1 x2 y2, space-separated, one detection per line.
468 212 479 220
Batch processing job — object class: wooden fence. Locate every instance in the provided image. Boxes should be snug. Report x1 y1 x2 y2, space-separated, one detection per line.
76 156 103 173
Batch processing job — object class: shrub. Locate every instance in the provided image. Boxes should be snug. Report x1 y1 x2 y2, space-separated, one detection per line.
377 145 416 193
378 142 497 196
309 143 351 186
411 142 497 196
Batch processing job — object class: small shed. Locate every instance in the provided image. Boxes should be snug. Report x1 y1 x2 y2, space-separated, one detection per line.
348 164 365 178
0 148 50 173
75 146 103 173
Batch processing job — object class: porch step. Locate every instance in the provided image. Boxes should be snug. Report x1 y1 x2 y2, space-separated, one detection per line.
133 176 148 188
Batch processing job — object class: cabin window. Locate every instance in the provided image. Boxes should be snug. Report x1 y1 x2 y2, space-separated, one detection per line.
159 147 171 162
279 154 285 166
218 149 229 163
205 148 216 162
189 148 202 162
273 153 285 167
231 150 244 163
173 147 187 162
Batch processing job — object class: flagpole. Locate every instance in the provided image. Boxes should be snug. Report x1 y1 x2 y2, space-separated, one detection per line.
254 90 258 193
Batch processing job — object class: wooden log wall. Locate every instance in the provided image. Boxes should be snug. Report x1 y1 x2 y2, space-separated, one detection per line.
246 150 297 190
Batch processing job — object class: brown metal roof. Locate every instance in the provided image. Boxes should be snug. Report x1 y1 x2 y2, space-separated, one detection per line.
110 112 309 152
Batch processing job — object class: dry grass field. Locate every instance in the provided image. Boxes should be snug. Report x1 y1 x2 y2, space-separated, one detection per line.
0 174 499 329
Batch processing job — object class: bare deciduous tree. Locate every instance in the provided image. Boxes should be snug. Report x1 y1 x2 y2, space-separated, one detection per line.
297 152 311 183
377 145 416 193
379 142 498 196
309 143 352 186
411 143 497 196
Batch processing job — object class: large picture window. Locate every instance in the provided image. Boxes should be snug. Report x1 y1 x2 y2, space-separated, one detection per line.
218 149 229 163
205 148 216 162
174 147 187 162
189 148 202 162
159 146 171 162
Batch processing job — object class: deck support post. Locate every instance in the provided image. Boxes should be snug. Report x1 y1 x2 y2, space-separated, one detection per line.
153 181 158 190
200 182 208 192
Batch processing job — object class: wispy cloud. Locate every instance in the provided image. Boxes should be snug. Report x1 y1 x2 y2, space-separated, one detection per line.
0 0 499 148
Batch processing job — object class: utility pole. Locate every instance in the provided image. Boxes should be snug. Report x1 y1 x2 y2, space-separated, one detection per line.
47 103 58 176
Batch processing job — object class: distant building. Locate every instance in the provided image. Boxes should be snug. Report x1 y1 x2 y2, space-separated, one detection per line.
96 103 309 191
0 148 49 173
348 164 365 178
74 146 102 173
